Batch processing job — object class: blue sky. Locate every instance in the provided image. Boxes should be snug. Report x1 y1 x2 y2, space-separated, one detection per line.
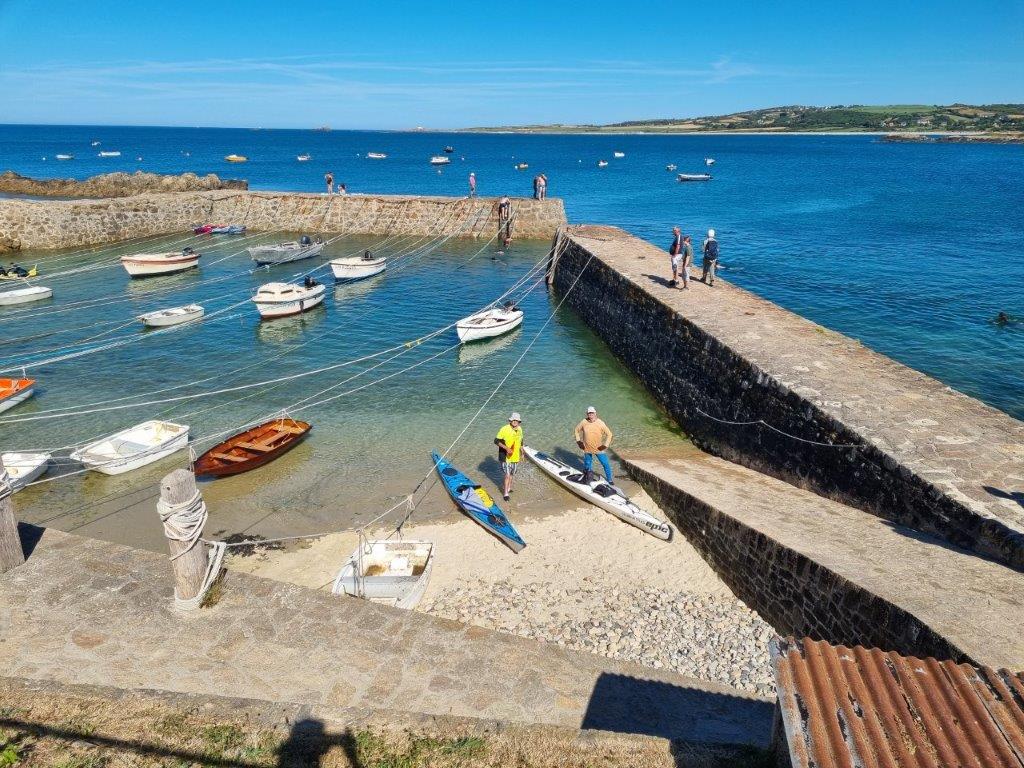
1 0 1021 128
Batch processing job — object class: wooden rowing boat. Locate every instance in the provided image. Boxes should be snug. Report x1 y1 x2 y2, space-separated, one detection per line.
194 417 311 477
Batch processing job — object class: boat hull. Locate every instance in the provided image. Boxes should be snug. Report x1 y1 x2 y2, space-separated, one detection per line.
253 286 326 319
2 452 50 492
677 174 712 182
523 447 672 540
121 255 200 278
0 379 34 414
432 450 526 552
139 305 204 328
456 309 524 343
248 243 324 266
194 418 311 477
0 287 52 306
330 257 386 282
71 421 190 476
332 540 433 609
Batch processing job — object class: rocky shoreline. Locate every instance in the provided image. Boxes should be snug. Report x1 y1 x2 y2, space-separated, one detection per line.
0 170 247 198
882 132 1024 144
422 580 776 698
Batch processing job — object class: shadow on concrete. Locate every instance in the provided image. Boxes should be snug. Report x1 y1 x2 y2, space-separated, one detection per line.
582 672 774 747
984 485 1024 510
17 521 44 560
475 455 505 488
642 272 677 289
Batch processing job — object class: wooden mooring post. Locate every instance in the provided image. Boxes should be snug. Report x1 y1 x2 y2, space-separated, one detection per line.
158 468 209 604
0 454 26 573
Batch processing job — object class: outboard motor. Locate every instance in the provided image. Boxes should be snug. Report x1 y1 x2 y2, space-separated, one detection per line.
300 235 312 246
363 250 373 261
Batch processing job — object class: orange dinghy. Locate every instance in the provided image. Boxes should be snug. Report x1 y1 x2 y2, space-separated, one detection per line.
0 377 35 414
194 417 311 477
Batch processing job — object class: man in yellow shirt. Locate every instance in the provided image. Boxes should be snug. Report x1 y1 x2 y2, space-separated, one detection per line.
494 412 523 501
574 406 614 483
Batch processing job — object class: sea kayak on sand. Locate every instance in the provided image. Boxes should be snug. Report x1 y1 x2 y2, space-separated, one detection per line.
431 450 526 552
523 446 672 540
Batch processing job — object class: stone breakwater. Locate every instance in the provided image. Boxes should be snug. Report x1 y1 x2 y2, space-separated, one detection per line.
550 226 1024 571
0 170 247 198
422 581 777 699
0 191 566 252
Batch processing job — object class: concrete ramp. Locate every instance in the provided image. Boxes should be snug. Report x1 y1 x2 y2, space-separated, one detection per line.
623 453 1024 671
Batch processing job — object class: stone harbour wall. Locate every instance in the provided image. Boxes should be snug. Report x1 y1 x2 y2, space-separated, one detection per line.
550 226 1024 571
0 191 566 251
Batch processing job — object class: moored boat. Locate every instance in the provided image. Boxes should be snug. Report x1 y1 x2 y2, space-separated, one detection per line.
193 224 215 234
252 279 326 319
0 377 35 414
443 146 454 153
515 162 529 170
367 152 387 159
456 303 523 343
98 151 121 157
1 452 50 492
248 236 324 265
331 539 434 609
120 247 200 278
330 252 386 282
523 447 672 540
678 173 712 182
705 157 716 166
0 265 37 280
666 164 677 171
210 224 246 235
0 286 52 306
138 303 205 328
193 417 311 477
432 451 525 552
429 155 451 165
55 154 74 160
597 160 609 167
613 151 625 158
297 154 311 161
225 154 247 162
70 420 190 475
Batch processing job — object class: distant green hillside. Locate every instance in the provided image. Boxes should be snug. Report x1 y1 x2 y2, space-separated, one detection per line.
467 104 1024 134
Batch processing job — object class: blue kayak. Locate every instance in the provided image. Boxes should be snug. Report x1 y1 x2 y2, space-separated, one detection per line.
431 450 526 553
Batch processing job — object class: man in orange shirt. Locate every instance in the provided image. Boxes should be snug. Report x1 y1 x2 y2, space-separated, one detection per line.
574 406 614 483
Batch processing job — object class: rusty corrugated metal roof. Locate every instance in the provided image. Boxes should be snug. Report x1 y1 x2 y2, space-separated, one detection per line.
772 637 1024 768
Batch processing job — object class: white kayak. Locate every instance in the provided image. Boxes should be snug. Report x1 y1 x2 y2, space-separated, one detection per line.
70 420 189 475
1 452 50 492
0 286 53 306
456 305 523 343
332 540 434 609
138 303 204 328
523 446 673 540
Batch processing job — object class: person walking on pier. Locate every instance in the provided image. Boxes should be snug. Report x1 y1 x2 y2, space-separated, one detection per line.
575 406 614 483
701 228 719 286
324 171 334 195
495 412 524 501
468 172 477 197
532 175 540 200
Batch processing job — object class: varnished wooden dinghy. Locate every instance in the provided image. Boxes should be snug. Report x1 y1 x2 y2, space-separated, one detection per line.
194 417 311 477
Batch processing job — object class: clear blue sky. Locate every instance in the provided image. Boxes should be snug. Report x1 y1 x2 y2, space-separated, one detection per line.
2 0 1021 128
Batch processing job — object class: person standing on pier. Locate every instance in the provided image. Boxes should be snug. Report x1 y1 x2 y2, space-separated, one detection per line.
532 174 540 200
701 228 719 286
497 196 512 241
468 172 477 197
575 406 614 483
324 171 334 195
669 226 683 287
680 235 693 289
495 412 524 501
538 174 548 200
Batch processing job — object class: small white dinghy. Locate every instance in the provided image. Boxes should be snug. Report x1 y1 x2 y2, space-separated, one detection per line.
597 160 609 167
138 303 204 328
523 447 673 540
429 155 451 165
121 248 200 278
0 286 53 306
678 173 712 182
330 252 386 282
248 237 324 266
70 420 189 476
297 154 311 161
252 280 326 319
332 540 434 609
456 303 524 343
55 154 74 160
1 452 50 492
613 151 625 158
367 152 387 159
705 157 716 166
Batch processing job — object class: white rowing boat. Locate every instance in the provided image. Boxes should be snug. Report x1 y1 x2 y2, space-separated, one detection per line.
138 303 205 328
55 154 74 160
120 248 200 278
0 286 53 306
367 152 387 159
1 452 50 492
429 155 450 165
330 253 386 282
252 280 326 319
613 151 625 158
456 304 523 343
71 420 190 476
597 160 609 167
705 157 716 166
523 446 673 540
678 173 712 182
332 540 434 609
297 154 311 161
0 377 35 414
248 237 324 265
98 151 121 157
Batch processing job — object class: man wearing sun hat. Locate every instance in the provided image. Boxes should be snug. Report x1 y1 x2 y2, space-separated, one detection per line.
574 406 614 483
494 412 524 501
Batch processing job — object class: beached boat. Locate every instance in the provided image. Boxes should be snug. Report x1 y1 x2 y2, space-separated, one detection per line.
297 154 311 161
705 157 716 166
98 151 121 157
330 252 386 282
0 286 52 306
331 539 434 609
678 173 712 182
193 417 311 477
248 237 324 265
225 154 247 162
1 452 50 492
456 304 523 343
0 378 35 414
70 420 190 476
55 154 73 160
138 303 204 328
597 160 609 167
367 152 387 159
429 155 451 165
120 248 200 278
523 447 672 540
666 164 677 171
613 151 625 158
252 280 326 319
433 451 525 552
515 162 529 170
210 224 246 235
193 224 215 234
0 265 37 280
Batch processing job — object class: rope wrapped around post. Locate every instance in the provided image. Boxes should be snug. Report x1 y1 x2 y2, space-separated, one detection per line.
157 468 223 610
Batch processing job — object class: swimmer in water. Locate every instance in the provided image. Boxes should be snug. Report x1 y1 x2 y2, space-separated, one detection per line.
993 311 1016 327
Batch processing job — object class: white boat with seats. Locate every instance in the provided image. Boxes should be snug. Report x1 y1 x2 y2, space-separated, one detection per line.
252 278 326 319
121 248 200 278
456 303 524 343
1 452 50 492
248 236 324 265
70 420 190 476
330 251 386 282
332 540 434 609
138 303 205 328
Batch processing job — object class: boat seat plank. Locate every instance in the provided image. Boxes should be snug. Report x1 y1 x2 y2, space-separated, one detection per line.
273 425 307 435
234 441 277 453
210 451 250 462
